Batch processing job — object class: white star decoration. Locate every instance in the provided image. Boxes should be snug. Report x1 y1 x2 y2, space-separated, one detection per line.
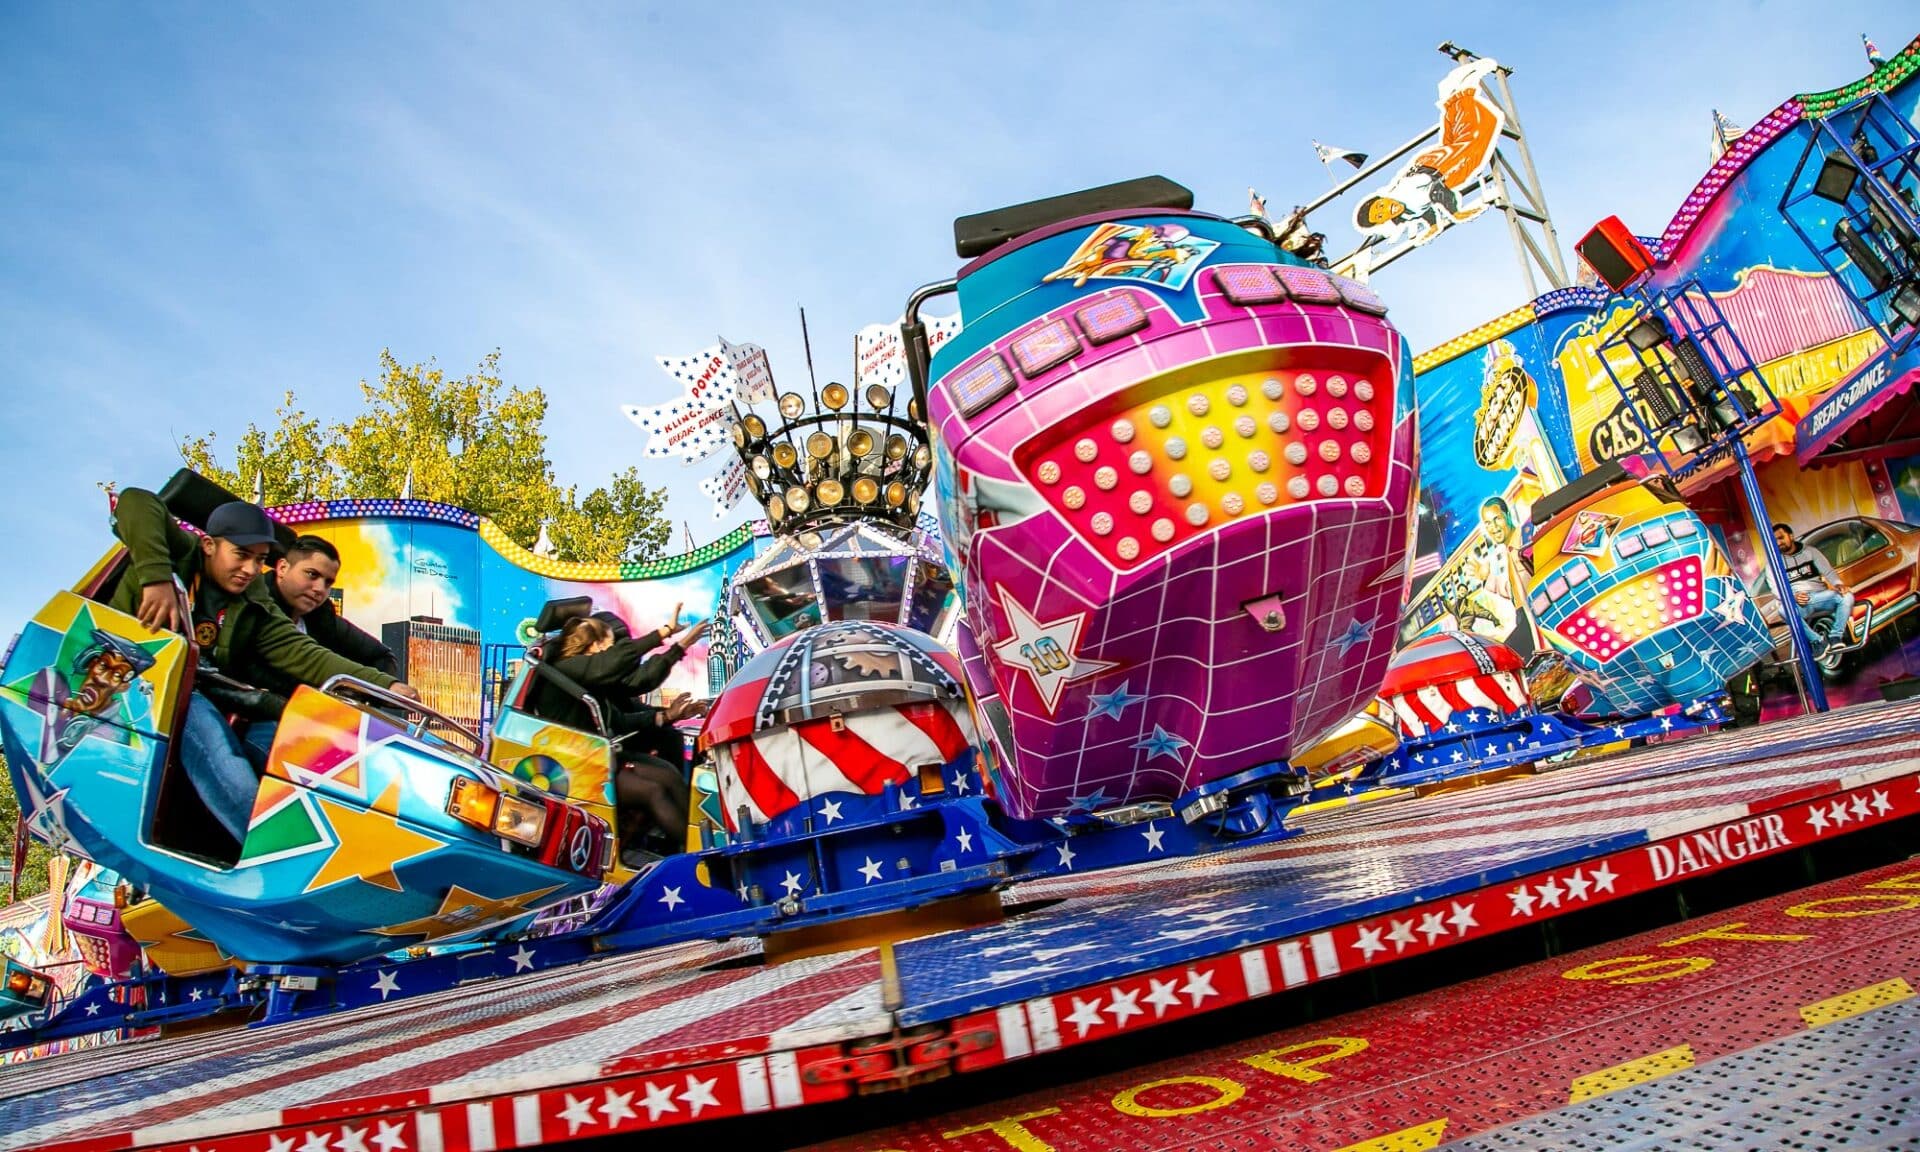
1065 996 1105 1037
1055 841 1077 870
780 870 804 897
1386 919 1417 952
371 1120 407 1152
658 885 685 911
956 828 974 854
1144 978 1182 1016
679 1074 720 1116
1180 967 1218 1006
859 857 885 884
1107 987 1144 1027
1353 924 1387 960
819 797 844 824
640 1080 679 1121
597 1088 636 1124
1142 823 1166 852
371 971 400 1000
556 1094 597 1134
508 945 536 973
988 585 1120 713
337 1125 370 1152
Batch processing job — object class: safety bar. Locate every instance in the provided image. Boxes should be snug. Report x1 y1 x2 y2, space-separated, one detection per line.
900 278 959 431
320 675 487 758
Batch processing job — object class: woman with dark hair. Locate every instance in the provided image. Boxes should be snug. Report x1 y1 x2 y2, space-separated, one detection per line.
529 611 710 865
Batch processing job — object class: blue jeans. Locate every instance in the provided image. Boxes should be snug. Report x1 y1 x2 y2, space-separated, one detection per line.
242 720 278 768
180 693 262 843
1799 588 1856 648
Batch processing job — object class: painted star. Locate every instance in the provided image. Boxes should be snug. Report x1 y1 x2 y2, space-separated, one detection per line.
1713 587 1750 625
1087 681 1148 721
1446 901 1478 934
508 945 536 973
780 870 805 898
1107 987 1145 1028
1509 885 1537 918
900 793 918 810
1144 978 1183 1017
373 882 563 940
1055 841 1077 870
1133 725 1190 763
268 1137 298 1152
303 781 449 894
988 585 1121 713
300 1131 332 1152
1180 967 1218 1006
84 1002 101 1016
659 885 685 911
1563 870 1593 902
371 971 400 1000
1030 943 1100 963
19 781 78 856
1536 876 1565 908
1064 996 1106 1037
859 857 885 884
639 1081 679 1121
1386 919 1417 952
951 773 971 796
1352 925 1387 960
189 987 204 1001
1417 911 1448 943
1589 862 1619 894
1869 789 1892 816
1829 799 1852 826
1068 788 1111 813
819 798 844 824
1142 823 1166 853
598 1088 637 1124
1331 618 1375 656
1850 794 1872 820
371 1121 407 1152
336 1125 370 1152
679 1075 720 1117
955 828 974 854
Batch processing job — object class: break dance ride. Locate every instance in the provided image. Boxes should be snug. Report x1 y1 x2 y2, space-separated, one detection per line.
7 36 1920 1148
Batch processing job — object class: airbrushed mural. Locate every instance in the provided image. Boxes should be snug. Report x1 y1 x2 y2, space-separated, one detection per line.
1403 39 1920 714
265 500 758 719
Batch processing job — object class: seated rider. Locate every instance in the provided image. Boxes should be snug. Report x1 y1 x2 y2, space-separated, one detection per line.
243 534 401 760
525 610 708 865
590 609 705 771
1772 523 1855 655
108 489 417 846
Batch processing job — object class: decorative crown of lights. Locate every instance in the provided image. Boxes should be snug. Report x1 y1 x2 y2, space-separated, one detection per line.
728 377 933 535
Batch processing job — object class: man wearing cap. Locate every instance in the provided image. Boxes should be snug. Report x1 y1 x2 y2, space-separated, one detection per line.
106 487 417 846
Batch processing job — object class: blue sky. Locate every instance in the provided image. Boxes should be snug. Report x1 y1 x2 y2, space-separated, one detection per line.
0 2 1908 631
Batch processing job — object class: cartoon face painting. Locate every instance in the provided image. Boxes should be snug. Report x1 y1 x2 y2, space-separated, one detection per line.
31 628 158 765
1043 223 1220 291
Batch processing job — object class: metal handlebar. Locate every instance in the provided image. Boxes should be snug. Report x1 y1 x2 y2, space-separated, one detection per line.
320 675 487 758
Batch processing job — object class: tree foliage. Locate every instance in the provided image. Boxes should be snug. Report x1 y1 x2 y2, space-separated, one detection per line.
179 350 670 563
0 757 53 902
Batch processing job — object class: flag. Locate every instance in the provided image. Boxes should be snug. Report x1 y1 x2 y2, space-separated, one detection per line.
1248 187 1269 220
718 335 775 403
1709 109 1746 161
622 342 741 464
1863 34 1886 67
854 313 963 390
700 458 749 520
1313 140 1369 170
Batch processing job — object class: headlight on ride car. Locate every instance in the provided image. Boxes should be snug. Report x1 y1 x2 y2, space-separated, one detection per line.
493 795 547 847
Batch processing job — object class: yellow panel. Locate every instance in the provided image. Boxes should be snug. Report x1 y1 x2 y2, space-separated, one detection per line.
1800 978 1915 1027
1332 1120 1449 1152
122 900 234 977
1567 1043 1696 1103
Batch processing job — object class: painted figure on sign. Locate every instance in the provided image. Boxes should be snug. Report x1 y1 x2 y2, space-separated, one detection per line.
1354 57 1505 248
1043 222 1219 290
32 629 156 765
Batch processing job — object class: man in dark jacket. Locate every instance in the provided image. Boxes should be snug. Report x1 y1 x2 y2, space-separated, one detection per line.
242 535 401 759
109 488 415 845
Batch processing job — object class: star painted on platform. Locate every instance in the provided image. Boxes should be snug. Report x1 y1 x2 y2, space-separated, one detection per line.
640 1081 679 1121
1829 799 1852 826
508 945 536 973
1068 788 1111 813
679 1075 720 1117
1850 794 1872 820
1869 789 1892 815
1065 996 1106 1037
1508 885 1537 918
371 1120 406 1152
780 870 805 898
1589 862 1619 894
1353 924 1387 960
1144 978 1182 1017
658 885 685 911
336 1124 370 1152
1107 987 1144 1028
1563 869 1593 902
1087 681 1148 721
1142 823 1166 852
556 1095 598 1135
1180 967 1218 1007
597 1088 637 1124
1331 618 1374 656
304 781 449 894
1055 841 1077 870
951 773 971 796
84 1002 101 1016
899 793 918 810
1417 911 1448 943
956 828 974 854
371 971 400 1000
1536 876 1565 908
300 1131 332 1152
268 1138 297 1152
819 798 844 824
189 987 204 1001
1133 725 1190 763
859 857 885 884
1446 901 1478 935
989 585 1121 713
373 882 564 940
1386 919 1417 952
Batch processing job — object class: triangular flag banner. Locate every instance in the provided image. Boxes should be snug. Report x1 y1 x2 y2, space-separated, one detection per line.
700 457 749 520
855 313 964 389
1864 34 1886 67
622 343 741 463
719 335 776 403
1313 140 1370 170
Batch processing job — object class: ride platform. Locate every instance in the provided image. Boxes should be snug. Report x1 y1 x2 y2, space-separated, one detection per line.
5 696 1920 1152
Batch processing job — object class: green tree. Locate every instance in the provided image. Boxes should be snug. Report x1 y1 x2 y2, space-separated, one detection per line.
179 350 671 563
0 756 53 902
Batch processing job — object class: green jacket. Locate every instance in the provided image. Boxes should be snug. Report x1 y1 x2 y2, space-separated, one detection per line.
107 488 399 708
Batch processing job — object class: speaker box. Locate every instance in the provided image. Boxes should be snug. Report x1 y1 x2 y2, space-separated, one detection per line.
1577 216 1657 293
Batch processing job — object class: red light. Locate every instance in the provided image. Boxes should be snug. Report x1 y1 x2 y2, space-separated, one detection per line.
1213 265 1287 305
1274 265 1341 303
1010 318 1082 377
1075 294 1150 344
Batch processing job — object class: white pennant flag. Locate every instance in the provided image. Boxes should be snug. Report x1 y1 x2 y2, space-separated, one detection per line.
700 457 749 520
854 313 963 391
719 335 775 403
622 343 741 463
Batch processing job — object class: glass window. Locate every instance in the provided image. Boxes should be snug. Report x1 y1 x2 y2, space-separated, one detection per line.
820 556 909 622
905 563 957 635
744 566 821 639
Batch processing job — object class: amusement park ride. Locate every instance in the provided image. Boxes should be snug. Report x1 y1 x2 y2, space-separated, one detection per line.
5 35 1920 1152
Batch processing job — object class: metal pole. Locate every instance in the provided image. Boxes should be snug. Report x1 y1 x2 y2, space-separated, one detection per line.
1489 163 1542 299
1492 67 1570 286
1731 434 1830 713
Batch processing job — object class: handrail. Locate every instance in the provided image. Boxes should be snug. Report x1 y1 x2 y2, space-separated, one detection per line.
900 278 960 431
320 675 487 758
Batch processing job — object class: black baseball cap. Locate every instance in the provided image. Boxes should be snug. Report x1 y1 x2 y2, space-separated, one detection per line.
205 501 279 548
